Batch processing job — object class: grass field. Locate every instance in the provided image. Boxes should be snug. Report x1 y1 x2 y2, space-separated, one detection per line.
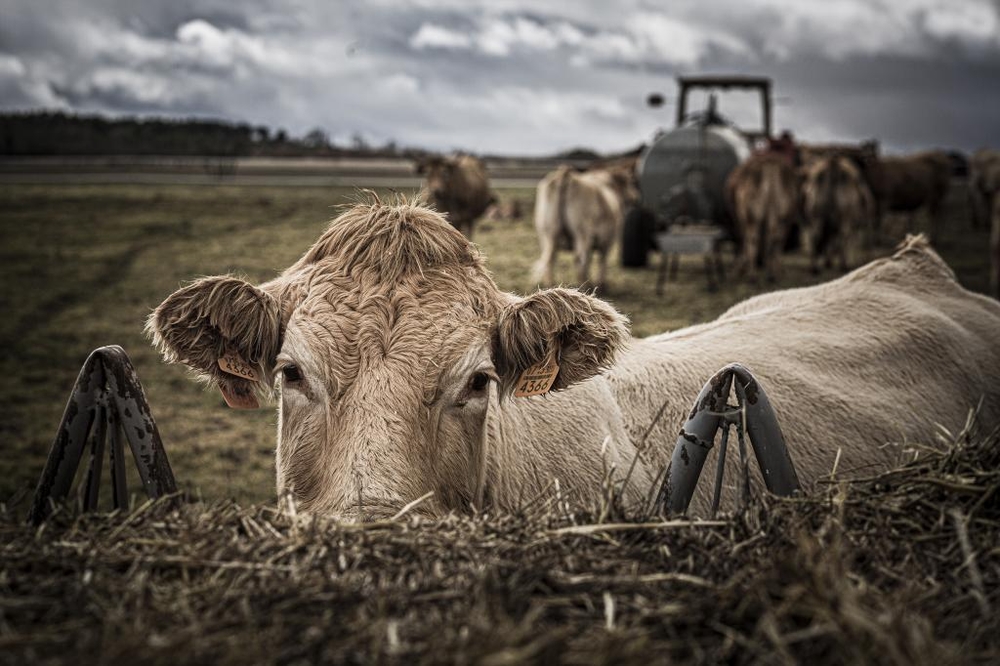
0 180 991 507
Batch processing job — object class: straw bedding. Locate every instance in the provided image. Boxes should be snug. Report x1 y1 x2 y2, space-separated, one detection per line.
2 425 998 665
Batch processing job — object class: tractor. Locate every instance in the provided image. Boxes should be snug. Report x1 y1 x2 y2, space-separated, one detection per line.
621 75 776 289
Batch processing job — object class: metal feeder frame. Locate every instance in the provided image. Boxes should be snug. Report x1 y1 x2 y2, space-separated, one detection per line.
28 345 177 525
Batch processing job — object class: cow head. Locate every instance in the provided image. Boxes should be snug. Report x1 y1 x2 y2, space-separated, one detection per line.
607 164 640 208
415 155 457 206
149 197 628 519
590 157 640 210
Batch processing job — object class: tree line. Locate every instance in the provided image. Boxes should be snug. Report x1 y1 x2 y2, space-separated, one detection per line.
0 111 411 157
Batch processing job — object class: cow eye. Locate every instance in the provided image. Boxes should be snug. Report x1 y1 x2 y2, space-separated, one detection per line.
468 372 490 392
282 365 303 382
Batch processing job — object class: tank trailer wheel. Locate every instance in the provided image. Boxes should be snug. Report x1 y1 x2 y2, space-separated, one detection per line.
621 207 656 268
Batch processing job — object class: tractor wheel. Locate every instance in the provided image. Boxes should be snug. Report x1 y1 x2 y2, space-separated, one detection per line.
621 207 654 268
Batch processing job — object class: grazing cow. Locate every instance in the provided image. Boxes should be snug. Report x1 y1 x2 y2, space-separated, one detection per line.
533 162 638 291
726 153 799 282
149 199 1000 519
801 154 876 274
866 151 951 238
416 154 493 238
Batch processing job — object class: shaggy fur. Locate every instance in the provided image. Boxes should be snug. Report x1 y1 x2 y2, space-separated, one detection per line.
532 162 638 291
416 154 493 238
492 288 629 396
150 198 1000 519
801 154 876 273
727 153 800 282
147 276 282 404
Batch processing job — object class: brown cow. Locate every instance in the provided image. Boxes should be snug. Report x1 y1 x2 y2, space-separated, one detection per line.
533 162 638 291
727 153 799 282
970 149 1000 230
969 150 1000 297
993 194 1000 299
801 154 876 274
149 198 1000 520
416 154 493 238
866 151 951 238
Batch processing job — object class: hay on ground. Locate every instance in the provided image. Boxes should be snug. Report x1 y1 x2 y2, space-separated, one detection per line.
1 425 998 665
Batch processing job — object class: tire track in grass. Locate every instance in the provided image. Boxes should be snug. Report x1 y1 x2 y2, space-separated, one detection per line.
0 237 150 350
0 213 274 349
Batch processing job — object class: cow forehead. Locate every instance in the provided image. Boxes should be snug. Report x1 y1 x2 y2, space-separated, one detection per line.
286 272 496 395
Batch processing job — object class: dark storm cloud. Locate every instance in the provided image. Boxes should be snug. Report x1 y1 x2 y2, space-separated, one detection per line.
0 0 998 154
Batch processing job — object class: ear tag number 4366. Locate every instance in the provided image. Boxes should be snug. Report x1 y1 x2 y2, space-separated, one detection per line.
514 351 560 398
218 348 259 381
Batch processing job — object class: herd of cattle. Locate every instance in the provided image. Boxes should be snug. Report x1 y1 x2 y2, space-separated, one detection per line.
416 146 1000 298
142 143 1000 520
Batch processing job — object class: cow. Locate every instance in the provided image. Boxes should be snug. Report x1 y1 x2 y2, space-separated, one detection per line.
726 152 799 282
970 149 1000 230
865 151 951 238
801 153 876 274
415 154 493 238
993 194 1000 299
968 150 1000 298
149 198 1000 520
533 161 638 291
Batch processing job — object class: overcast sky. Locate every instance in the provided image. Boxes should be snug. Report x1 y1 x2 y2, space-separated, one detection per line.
1 0 998 155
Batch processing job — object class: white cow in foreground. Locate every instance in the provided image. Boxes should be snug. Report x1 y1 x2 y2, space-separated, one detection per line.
149 198 1000 518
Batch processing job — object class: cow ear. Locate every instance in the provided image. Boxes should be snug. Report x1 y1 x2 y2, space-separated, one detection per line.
492 288 629 397
146 276 282 409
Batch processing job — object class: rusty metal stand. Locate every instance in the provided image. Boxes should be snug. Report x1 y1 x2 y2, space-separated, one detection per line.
656 363 800 515
28 346 177 525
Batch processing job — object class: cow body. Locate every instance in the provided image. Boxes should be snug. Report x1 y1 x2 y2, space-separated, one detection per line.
417 154 493 238
867 151 951 237
533 163 636 291
801 154 876 273
726 153 799 282
150 200 1000 519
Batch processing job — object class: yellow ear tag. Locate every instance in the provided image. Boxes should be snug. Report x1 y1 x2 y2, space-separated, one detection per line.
514 349 560 398
218 348 259 381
